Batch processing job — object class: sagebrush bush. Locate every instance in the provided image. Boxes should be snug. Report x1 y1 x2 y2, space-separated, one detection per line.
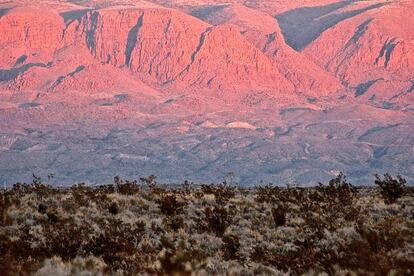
0 175 412 275
202 205 234 236
201 183 236 204
271 205 287 227
374 173 407 204
317 172 358 205
222 234 241 261
158 194 186 216
114 176 140 195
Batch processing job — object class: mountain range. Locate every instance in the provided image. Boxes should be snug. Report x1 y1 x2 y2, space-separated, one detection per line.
0 0 413 185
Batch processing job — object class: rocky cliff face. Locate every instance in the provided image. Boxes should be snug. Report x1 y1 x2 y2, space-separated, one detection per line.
0 4 299 96
0 8 65 67
77 7 295 94
300 0 414 102
189 3 343 96
0 0 412 101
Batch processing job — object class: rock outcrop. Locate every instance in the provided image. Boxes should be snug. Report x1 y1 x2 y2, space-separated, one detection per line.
0 0 412 103
300 0 414 102
0 3 298 97
189 3 342 96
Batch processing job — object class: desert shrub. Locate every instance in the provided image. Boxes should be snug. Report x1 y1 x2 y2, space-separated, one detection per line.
200 184 215 194
0 190 20 226
255 184 280 203
356 217 409 252
114 176 140 195
158 237 189 274
317 172 357 205
222 234 241 261
94 184 116 195
70 184 93 207
108 202 119 215
343 206 362 222
10 183 31 197
38 203 47 214
179 180 193 195
271 205 287 227
70 184 113 210
42 220 91 260
139 175 157 187
202 205 234 236
158 194 187 216
336 217 414 274
157 236 207 274
46 210 59 224
0 174 413 275
201 184 236 204
85 220 146 272
32 174 42 185
163 216 185 232
300 174 360 234
151 187 166 198
374 173 407 204
193 190 204 199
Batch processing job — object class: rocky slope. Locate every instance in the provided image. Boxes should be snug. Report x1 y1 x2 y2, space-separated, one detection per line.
188 3 342 96
0 2 299 98
296 0 414 102
0 0 413 185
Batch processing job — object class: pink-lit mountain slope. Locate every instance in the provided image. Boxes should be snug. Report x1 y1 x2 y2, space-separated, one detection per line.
0 0 413 185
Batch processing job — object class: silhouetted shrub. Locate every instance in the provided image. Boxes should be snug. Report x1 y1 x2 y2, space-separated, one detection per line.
222 234 241 261
158 194 186 216
201 184 236 204
271 205 287 227
255 184 280 203
317 172 357 205
157 236 206 274
139 175 157 187
38 203 47 214
108 202 119 215
163 216 185 232
374 173 407 204
114 176 139 195
180 180 193 195
202 205 233 236
47 211 59 224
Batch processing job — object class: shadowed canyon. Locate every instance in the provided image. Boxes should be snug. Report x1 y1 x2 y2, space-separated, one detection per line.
0 0 413 185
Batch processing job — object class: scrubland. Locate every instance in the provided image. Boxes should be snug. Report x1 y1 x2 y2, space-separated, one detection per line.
0 173 413 275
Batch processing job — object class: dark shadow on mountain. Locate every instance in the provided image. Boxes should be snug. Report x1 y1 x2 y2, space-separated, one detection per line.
373 146 388 159
0 63 48 82
358 124 400 141
344 18 372 49
355 78 383 97
114 93 129 102
14 55 28 66
60 9 90 24
0 7 11 19
19 102 41 109
125 14 144 67
277 1 388 51
408 81 414 94
51 65 85 89
86 12 99 54
375 38 399 68
389 80 414 100
190 4 229 21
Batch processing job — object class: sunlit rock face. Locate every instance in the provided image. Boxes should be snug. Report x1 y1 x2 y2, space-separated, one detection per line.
0 0 413 185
